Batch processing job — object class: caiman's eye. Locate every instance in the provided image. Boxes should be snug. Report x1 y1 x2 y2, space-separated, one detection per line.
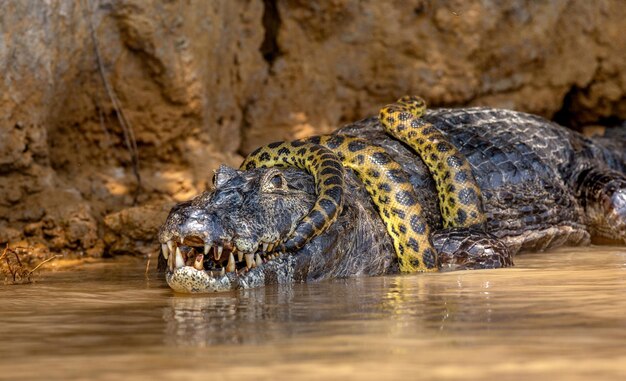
270 174 284 188
261 170 289 193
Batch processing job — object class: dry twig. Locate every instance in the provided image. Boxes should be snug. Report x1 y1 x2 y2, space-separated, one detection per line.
145 256 151 275
1 246 58 285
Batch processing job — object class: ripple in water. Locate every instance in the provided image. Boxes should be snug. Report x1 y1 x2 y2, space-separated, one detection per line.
0 246 625 380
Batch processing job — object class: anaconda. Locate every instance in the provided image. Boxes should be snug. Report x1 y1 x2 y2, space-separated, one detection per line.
158 99 626 293
242 96 486 273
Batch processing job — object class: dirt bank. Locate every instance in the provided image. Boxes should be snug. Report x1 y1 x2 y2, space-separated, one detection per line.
1 0 625 262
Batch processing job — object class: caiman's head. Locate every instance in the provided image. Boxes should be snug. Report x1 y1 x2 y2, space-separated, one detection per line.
158 165 317 292
159 164 396 293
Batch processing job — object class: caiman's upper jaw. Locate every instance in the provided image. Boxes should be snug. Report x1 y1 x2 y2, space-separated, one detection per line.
160 233 287 289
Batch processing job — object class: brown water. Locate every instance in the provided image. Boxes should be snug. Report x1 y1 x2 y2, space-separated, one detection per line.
1 246 625 381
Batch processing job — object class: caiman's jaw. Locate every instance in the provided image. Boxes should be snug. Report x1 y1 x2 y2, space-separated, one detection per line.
159 234 289 293
158 165 317 293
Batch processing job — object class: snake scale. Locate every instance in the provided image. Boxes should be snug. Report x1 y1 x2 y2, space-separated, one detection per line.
242 96 485 272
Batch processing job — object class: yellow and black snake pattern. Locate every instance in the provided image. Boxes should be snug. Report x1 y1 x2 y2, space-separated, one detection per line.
380 96 486 228
241 96 486 272
302 135 438 272
241 141 345 251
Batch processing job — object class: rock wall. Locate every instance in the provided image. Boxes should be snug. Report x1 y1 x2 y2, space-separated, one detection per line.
0 0 625 260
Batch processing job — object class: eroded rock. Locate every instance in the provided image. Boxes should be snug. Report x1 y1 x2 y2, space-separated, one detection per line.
0 0 624 258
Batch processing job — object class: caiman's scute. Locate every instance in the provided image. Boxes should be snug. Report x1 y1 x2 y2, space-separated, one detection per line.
158 102 626 293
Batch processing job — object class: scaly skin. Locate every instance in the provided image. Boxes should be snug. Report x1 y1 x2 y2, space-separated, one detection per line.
241 141 345 251
158 104 626 293
379 96 485 228
300 135 437 272
242 97 486 272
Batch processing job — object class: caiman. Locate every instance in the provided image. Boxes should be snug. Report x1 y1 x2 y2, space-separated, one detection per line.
158 96 626 293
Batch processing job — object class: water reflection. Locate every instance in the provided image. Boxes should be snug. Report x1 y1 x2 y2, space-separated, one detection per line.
159 261 571 347
163 288 278 346
0 247 625 380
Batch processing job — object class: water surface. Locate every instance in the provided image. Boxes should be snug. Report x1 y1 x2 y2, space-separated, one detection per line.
1 246 625 380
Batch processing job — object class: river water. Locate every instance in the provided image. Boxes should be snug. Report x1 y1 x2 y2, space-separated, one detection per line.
1 246 625 381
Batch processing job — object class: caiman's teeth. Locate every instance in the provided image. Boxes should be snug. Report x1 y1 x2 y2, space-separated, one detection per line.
262 243 268 252
255 254 262 267
226 252 236 272
161 243 169 260
168 248 174 271
167 240 175 253
194 254 204 271
204 244 210 255
215 246 223 261
180 236 184 245
220 267 225 276
245 253 254 269
237 251 243 262
267 243 275 252
175 247 185 268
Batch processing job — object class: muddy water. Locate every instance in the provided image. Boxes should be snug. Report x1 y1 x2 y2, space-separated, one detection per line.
1 247 625 381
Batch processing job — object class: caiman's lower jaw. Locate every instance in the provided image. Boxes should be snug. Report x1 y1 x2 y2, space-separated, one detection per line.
160 235 285 293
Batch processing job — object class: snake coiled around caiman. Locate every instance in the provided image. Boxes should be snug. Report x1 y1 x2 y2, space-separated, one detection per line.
242 96 489 272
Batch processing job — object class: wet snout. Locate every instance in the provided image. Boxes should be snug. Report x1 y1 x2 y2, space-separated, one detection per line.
159 199 288 293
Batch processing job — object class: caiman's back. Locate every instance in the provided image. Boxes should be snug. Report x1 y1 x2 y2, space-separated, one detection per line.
338 107 626 253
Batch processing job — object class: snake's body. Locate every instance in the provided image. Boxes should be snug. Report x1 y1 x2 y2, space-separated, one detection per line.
243 96 485 272
242 141 346 251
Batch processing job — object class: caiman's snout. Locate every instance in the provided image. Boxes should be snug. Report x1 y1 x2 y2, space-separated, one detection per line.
158 165 317 293
158 198 288 293
159 206 226 251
